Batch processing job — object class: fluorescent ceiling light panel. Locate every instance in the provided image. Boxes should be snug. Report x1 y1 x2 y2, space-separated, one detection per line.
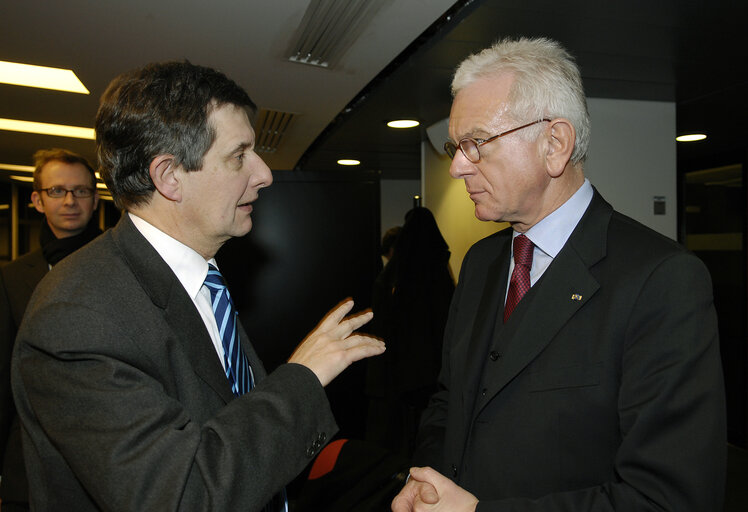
0 118 95 139
0 163 34 172
0 60 89 94
9 175 34 183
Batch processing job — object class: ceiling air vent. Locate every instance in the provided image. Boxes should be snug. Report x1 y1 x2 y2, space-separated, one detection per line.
255 109 295 154
286 0 389 68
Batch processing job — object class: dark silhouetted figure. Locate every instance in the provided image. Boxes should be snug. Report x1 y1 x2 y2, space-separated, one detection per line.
366 207 454 459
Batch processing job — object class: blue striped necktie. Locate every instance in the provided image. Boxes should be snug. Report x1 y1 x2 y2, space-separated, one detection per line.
204 264 254 395
204 265 288 512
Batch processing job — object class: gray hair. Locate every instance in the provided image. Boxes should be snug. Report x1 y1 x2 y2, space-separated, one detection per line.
95 61 256 210
452 37 590 164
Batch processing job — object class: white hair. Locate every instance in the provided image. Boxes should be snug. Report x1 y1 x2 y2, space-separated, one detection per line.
452 37 590 164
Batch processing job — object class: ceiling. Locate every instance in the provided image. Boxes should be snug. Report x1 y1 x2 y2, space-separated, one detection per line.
1 0 747 187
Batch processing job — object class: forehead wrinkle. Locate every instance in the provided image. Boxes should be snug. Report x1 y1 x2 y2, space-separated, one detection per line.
450 90 512 143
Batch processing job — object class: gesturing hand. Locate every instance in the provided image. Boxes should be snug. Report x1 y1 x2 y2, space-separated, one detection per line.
288 299 385 387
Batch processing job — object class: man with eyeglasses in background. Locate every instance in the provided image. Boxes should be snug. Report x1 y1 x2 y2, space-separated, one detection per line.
0 148 101 511
392 37 726 511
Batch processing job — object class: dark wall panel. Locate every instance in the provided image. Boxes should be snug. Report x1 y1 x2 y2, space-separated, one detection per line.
217 170 381 438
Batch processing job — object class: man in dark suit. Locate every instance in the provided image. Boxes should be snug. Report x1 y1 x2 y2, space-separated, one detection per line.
392 37 726 511
1 148 101 510
11 61 384 511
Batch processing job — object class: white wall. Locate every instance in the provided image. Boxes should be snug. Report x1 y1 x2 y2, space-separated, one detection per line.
422 97 677 279
585 98 676 239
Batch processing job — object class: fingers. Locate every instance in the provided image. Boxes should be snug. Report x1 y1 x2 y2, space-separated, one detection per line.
315 300 373 340
342 334 385 363
410 466 440 484
289 299 384 387
408 467 440 503
405 467 479 511
410 466 453 494
339 309 374 335
391 473 438 511
317 299 355 331
391 480 419 512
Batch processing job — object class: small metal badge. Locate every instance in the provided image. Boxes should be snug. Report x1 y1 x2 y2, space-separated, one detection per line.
571 294 583 301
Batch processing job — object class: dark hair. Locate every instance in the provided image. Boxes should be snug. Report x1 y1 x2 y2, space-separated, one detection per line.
381 225 402 257
95 61 256 209
32 148 96 190
390 207 452 293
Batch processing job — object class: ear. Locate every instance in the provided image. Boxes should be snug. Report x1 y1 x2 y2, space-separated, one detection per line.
31 190 45 214
149 154 181 202
92 189 100 211
544 118 576 178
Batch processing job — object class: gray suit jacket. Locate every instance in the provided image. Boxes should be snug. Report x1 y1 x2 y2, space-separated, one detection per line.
415 189 726 511
12 214 337 511
1 249 48 501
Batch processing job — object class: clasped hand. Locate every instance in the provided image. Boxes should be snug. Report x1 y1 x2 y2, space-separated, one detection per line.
288 299 385 387
391 466 478 512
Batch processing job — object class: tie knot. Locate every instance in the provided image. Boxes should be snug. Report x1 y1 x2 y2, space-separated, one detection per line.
204 264 234 308
513 234 534 267
204 264 226 288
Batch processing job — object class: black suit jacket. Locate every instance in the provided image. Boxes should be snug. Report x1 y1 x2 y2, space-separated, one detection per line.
414 189 726 511
1 249 48 506
11 214 337 511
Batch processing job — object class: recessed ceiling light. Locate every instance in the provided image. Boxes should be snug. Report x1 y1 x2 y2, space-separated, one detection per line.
337 159 361 166
676 133 707 142
0 118 95 140
387 119 419 129
0 60 89 94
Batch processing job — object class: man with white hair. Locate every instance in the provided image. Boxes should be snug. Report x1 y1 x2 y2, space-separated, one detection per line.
392 37 725 511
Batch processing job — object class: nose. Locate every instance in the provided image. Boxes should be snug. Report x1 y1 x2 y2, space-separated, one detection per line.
448 150 475 179
250 152 273 190
62 190 77 205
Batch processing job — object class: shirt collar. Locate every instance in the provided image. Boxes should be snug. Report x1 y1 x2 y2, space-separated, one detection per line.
523 178 593 258
128 212 215 300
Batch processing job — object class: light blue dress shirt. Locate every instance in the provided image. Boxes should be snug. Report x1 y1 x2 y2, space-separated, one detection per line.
505 179 594 299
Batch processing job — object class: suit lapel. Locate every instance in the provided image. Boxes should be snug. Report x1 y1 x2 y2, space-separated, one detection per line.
236 319 267 382
111 214 235 404
20 251 49 290
473 190 612 416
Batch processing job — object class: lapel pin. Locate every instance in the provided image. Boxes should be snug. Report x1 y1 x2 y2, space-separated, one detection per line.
571 294 583 301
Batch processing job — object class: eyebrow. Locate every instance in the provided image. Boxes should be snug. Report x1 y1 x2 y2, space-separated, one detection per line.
450 128 492 143
227 141 253 156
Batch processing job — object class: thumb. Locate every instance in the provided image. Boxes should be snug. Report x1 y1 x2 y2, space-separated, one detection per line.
409 467 439 503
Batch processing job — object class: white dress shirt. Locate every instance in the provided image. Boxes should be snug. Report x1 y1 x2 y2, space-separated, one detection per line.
129 213 227 370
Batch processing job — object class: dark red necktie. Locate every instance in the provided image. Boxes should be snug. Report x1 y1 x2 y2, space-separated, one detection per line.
504 234 534 322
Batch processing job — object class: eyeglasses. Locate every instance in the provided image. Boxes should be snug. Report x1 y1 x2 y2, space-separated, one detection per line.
37 186 95 199
444 118 551 163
